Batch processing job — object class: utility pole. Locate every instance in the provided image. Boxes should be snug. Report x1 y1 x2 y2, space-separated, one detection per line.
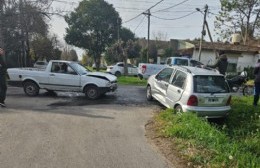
142 9 151 63
198 4 208 61
117 18 120 43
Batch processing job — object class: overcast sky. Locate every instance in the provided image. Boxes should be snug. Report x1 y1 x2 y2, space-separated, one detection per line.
50 0 221 58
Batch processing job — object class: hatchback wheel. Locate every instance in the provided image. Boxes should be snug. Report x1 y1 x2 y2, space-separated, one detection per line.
146 85 153 101
175 105 183 114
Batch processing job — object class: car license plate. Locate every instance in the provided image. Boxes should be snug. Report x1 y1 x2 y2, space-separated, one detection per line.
207 97 219 103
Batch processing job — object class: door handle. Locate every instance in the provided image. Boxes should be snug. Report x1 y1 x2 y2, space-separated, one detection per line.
164 83 169 87
50 74 55 76
177 90 181 93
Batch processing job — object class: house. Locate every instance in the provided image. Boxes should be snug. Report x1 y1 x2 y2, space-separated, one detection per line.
171 39 260 73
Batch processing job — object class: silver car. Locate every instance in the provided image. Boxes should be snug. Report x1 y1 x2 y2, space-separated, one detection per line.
146 66 231 118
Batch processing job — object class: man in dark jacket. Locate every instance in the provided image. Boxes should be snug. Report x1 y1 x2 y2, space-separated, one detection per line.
207 51 228 75
0 48 7 107
253 59 260 107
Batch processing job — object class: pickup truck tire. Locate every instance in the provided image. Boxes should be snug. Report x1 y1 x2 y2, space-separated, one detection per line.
146 85 153 101
23 81 39 96
84 86 100 100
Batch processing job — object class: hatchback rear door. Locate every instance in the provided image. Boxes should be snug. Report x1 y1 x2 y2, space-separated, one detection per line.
193 75 230 106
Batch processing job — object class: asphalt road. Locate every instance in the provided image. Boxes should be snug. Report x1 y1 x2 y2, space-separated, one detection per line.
0 85 172 168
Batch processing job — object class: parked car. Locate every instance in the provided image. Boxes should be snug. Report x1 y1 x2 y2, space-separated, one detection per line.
138 57 204 79
146 66 231 118
7 60 117 99
106 62 138 76
33 61 48 69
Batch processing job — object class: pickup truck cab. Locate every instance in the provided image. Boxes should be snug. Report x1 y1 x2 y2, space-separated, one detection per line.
138 57 203 79
7 60 118 99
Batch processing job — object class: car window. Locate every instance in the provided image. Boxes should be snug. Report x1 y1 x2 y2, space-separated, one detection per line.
118 63 124 67
166 58 171 65
194 76 229 93
171 70 187 88
190 60 203 67
156 68 174 82
127 64 133 68
174 59 188 66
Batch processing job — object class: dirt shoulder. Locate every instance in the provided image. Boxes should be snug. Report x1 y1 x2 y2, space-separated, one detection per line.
145 117 188 168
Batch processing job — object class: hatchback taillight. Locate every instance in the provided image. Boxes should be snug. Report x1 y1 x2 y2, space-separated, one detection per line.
226 96 232 105
187 95 198 106
141 65 147 74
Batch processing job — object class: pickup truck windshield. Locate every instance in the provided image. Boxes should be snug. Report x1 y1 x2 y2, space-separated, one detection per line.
69 62 89 75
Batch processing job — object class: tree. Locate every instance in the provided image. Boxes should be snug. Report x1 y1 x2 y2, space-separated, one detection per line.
105 27 135 64
215 0 260 44
1 0 52 67
120 27 135 42
65 0 121 71
61 47 78 61
105 39 140 75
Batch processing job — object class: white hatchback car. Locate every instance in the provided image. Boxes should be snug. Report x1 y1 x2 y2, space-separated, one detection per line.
147 66 231 118
106 62 138 76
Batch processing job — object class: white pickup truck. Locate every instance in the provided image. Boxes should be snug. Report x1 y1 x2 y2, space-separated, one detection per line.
138 57 204 79
7 60 118 99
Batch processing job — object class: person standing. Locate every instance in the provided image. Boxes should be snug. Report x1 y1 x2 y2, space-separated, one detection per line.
0 48 7 107
253 59 260 107
207 51 228 75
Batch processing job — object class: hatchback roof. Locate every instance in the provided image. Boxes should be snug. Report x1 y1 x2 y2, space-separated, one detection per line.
171 65 222 76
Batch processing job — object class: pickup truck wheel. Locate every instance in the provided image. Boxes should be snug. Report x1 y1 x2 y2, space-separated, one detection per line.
85 86 100 100
146 85 153 101
115 71 121 77
23 81 39 96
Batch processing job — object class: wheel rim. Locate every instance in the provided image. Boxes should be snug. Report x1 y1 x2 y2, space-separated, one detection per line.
26 85 36 95
87 88 98 99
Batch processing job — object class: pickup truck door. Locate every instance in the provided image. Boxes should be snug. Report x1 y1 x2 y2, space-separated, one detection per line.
48 63 81 91
153 68 174 104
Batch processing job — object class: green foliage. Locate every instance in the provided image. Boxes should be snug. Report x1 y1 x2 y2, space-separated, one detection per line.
65 0 121 70
117 76 146 85
120 27 135 42
31 35 61 62
244 66 255 80
163 47 173 58
215 0 260 43
156 96 259 167
61 48 78 61
1 0 54 67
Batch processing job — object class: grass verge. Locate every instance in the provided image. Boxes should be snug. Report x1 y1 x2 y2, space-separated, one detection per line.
117 76 147 86
154 96 259 167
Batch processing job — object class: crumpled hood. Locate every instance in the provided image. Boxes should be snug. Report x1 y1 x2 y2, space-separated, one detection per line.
86 71 117 82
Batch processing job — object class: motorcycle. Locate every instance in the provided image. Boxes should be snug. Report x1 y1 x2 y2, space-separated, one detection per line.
226 71 254 96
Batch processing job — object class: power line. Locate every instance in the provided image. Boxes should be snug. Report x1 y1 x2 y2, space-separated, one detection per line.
123 0 165 23
134 15 146 32
153 0 189 13
151 11 198 20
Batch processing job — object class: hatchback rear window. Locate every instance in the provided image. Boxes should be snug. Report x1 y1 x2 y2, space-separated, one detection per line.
194 75 229 93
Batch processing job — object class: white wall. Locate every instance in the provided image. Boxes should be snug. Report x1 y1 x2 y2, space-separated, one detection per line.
237 53 259 71
192 49 217 65
193 49 259 72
